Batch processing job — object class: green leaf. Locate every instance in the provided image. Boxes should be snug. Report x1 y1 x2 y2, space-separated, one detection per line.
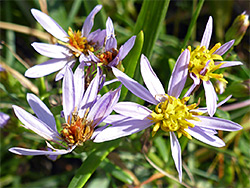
100 158 133 184
133 0 170 59
154 136 169 163
181 0 205 49
68 140 120 188
119 31 144 101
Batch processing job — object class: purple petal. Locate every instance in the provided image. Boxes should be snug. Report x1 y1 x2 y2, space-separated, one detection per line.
168 49 190 98
214 40 234 56
140 54 165 97
200 16 213 48
112 67 158 105
94 117 153 142
27 93 57 132
114 102 151 120
73 63 85 109
31 9 68 42
82 5 102 37
31 42 71 58
186 126 225 147
0 112 10 128
12 105 60 141
9 146 74 156
188 116 243 131
103 78 119 86
203 80 217 117
170 132 182 182
62 66 75 123
105 17 117 51
191 95 232 114
25 58 69 78
216 61 243 68
117 36 136 61
91 124 108 140
89 29 106 47
88 86 121 127
78 69 100 117
103 114 128 124
55 59 75 81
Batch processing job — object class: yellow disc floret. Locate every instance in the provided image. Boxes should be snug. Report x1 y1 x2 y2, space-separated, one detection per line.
188 43 227 83
148 94 202 139
59 27 95 57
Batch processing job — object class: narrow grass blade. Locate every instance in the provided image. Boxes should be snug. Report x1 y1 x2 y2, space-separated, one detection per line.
68 140 120 188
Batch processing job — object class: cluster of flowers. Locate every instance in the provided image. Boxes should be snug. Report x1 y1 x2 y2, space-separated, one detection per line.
9 5 243 181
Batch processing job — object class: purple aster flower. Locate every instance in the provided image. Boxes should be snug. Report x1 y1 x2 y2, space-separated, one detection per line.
9 66 121 156
25 5 105 81
94 50 242 182
92 17 136 68
0 112 10 128
185 16 243 116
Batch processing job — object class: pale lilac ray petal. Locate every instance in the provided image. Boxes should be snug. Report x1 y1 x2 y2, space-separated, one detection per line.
186 127 225 147
89 29 106 47
114 102 151 120
31 42 71 58
170 132 182 182
55 59 75 81
103 78 119 86
117 36 136 61
191 95 232 114
216 61 243 68
203 80 217 117
12 105 60 141
0 112 10 128
78 69 100 117
31 9 68 42
200 16 213 48
82 5 102 37
184 83 197 97
140 54 165 97
112 67 158 105
91 124 108 140
188 116 243 131
25 58 69 78
9 147 73 156
199 127 217 135
27 93 57 132
88 86 121 127
103 114 128 124
168 49 190 98
87 29 101 41
73 63 85 109
94 118 153 142
62 67 75 123
214 40 234 55
105 17 117 51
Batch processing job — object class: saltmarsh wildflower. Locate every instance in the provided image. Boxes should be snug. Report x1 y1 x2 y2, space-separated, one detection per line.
94 51 242 181
9 65 121 156
185 16 243 116
25 5 105 81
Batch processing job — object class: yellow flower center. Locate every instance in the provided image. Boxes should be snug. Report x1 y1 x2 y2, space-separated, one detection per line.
148 94 202 139
188 43 227 83
61 108 94 146
59 27 95 57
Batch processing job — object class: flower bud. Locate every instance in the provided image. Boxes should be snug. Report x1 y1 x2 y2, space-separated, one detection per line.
225 11 249 46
